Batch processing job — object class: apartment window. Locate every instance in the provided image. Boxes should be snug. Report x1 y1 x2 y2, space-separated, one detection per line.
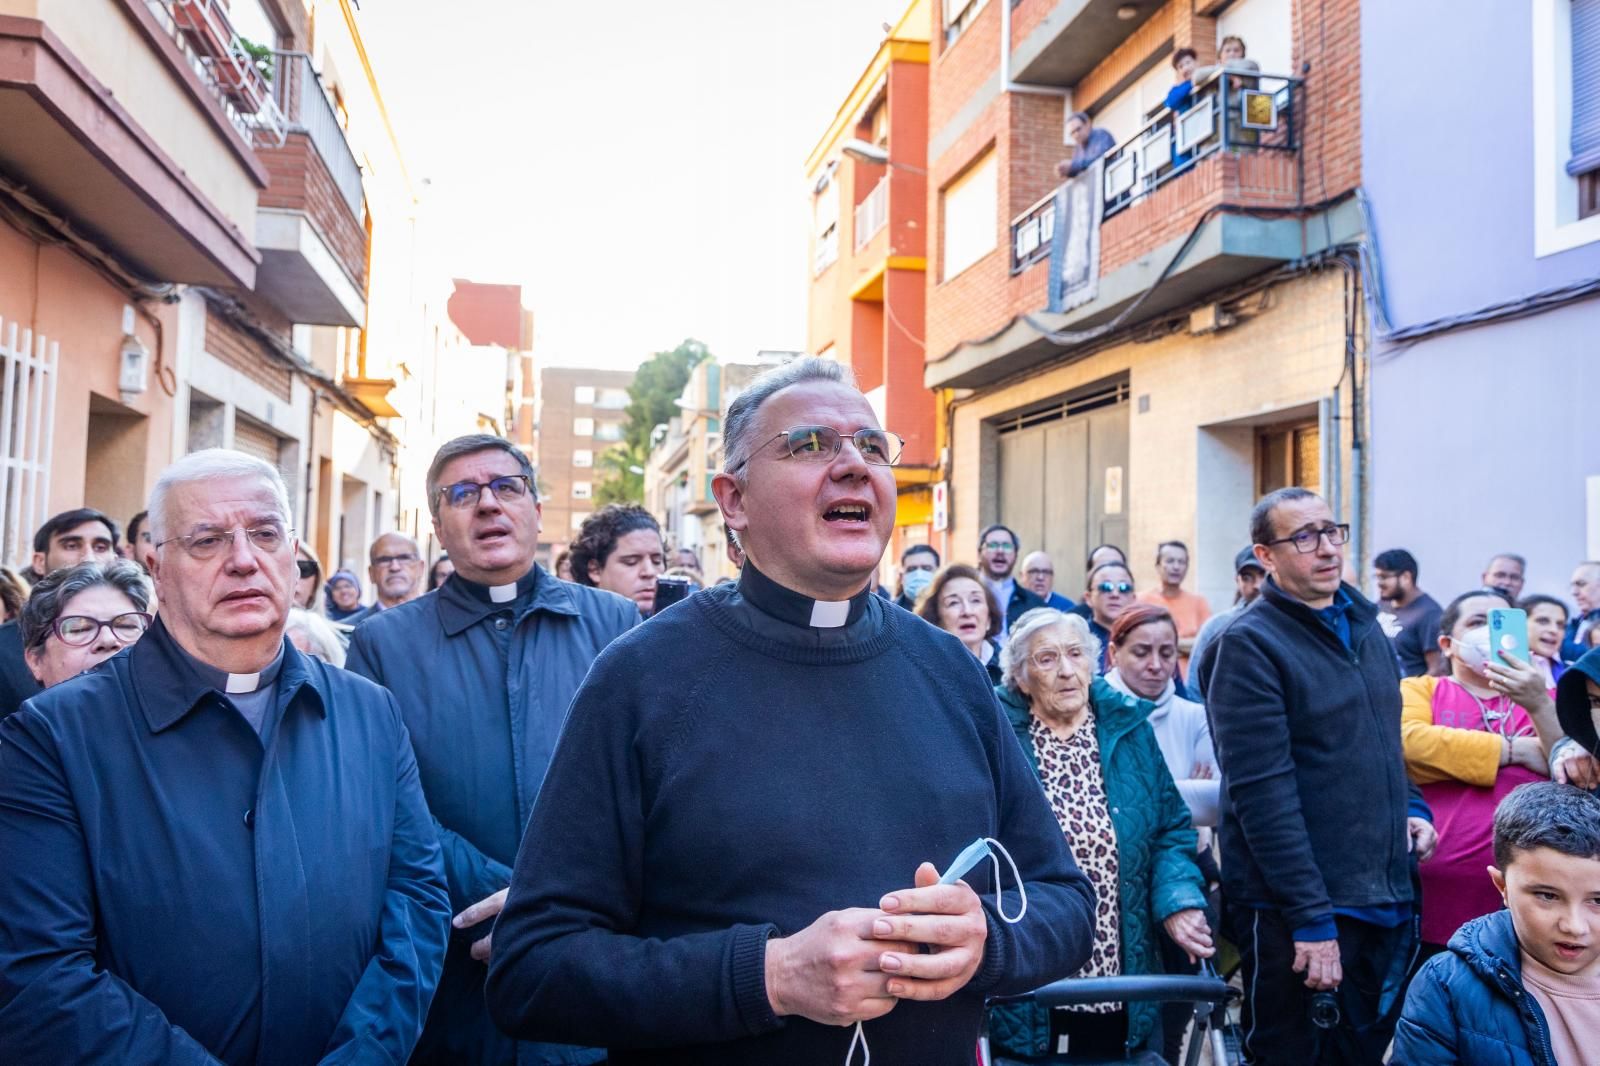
572 480 593 500
596 387 629 409
573 417 594 436
572 449 593 468
1533 0 1600 251
594 421 624 442
570 512 591 532
944 0 989 44
813 164 840 275
573 385 595 405
941 150 998 281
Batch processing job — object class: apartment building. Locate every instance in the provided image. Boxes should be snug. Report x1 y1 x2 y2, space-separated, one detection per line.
923 0 1365 606
643 353 792 584
534 366 634 562
1362 0 1600 597
0 0 457 572
805 0 941 565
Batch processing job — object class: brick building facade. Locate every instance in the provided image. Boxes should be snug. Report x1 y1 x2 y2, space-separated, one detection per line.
922 0 1368 607
534 365 635 564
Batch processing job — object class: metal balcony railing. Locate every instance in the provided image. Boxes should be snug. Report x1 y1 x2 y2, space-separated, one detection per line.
1008 70 1300 274
265 51 365 219
854 177 888 252
147 0 287 147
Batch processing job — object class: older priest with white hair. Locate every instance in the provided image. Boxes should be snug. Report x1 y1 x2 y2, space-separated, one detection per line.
486 357 1095 1064
0 449 451 1064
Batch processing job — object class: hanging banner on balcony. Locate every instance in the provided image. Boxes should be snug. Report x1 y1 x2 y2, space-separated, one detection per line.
1047 159 1103 313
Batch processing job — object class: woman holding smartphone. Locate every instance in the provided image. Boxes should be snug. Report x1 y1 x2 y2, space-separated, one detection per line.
1398 589 1564 954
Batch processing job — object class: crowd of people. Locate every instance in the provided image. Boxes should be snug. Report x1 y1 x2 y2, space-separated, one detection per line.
0 356 1596 1065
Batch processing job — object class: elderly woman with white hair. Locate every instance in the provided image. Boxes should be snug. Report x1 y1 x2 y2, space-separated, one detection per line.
987 607 1214 1062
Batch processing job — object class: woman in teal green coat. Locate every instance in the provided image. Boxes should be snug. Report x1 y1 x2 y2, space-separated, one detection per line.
989 607 1212 1061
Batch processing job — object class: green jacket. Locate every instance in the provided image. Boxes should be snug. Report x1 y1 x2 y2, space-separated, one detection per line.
989 679 1206 1056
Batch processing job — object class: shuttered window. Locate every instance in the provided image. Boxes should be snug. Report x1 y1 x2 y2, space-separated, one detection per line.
233 417 282 466
1571 0 1600 175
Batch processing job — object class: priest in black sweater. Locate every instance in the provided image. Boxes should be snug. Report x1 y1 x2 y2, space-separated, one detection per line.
486 358 1094 1064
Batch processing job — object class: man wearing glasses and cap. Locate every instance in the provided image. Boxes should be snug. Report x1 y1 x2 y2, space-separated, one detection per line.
1196 487 1435 1064
485 357 1094 1064
347 434 637 1066
0 449 450 1063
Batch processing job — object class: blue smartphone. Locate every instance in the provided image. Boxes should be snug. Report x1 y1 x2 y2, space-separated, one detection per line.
1487 608 1530 668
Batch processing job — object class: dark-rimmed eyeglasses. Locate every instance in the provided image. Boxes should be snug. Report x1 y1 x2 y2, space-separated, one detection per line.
155 526 290 560
372 553 421 568
1094 581 1134 594
734 426 903 470
1264 523 1350 554
45 611 152 648
297 559 319 579
438 475 534 510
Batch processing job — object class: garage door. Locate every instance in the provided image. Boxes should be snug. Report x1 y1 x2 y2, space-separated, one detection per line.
996 379 1129 577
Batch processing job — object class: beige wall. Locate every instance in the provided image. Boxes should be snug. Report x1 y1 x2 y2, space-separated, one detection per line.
6 0 264 233
0 219 177 533
949 271 1353 610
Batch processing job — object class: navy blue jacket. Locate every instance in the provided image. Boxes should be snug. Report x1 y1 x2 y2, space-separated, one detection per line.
0 618 450 1064
1197 579 1427 934
0 619 41 720
1393 910 1556 1065
347 567 638 1065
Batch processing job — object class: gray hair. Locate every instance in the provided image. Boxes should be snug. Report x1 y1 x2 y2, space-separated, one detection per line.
1000 607 1101 693
369 530 420 564
722 356 854 475
284 607 347 668
20 559 153 649
425 435 537 519
148 449 292 543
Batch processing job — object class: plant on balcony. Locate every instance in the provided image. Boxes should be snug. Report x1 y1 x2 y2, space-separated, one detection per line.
236 37 275 83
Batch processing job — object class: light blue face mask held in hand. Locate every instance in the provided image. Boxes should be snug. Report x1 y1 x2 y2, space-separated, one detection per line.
844 837 1029 1066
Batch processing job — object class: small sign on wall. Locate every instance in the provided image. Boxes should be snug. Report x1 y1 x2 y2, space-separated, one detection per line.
932 481 949 533
1104 466 1124 516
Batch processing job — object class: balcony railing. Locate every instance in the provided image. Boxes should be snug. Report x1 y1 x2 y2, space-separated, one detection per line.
147 0 286 147
265 51 364 218
1102 69 1298 218
854 177 888 252
1008 70 1300 273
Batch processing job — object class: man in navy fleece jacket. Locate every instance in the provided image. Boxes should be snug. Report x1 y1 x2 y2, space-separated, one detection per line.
486 357 1095 1064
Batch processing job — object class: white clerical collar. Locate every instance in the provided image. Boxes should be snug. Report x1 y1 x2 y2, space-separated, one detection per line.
808 598 851 628
226 672 262 694
489 583 518 603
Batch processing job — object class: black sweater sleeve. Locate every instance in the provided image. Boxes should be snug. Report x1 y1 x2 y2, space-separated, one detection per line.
968 686 1097 996
484 646 783 1049
1206 630 1332 932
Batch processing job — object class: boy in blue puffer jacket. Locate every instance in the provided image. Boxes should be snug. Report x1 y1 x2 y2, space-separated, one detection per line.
1394 782 1600 1065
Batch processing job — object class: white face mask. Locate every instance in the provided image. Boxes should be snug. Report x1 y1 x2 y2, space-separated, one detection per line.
1455 625 1493 673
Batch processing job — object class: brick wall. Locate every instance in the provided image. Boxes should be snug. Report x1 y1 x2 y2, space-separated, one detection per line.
926 0 1360 362
257 133 369 291
204 310 293 401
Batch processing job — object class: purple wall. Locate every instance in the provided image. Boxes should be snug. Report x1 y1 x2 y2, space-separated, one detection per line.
1364 2 1600 604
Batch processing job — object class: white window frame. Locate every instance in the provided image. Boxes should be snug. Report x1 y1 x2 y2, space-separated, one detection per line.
573 385 595 405
571 480 593 500
572 448 594 468
813 164 840 275
1533 0 1600 255
572 416 594 437
944 0 989 44
569 511 591 532
941 150 998 282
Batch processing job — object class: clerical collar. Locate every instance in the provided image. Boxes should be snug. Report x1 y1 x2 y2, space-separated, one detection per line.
187 644 286 696
738 561 871 629
453 565 539 606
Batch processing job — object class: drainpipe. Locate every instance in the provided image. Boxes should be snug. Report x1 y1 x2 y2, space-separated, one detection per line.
1000 0 1072 98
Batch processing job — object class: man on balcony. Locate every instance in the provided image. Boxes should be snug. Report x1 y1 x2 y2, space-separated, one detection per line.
1056 112 1115 180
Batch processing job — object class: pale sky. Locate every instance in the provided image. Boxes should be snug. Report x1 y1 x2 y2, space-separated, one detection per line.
357 0 904 371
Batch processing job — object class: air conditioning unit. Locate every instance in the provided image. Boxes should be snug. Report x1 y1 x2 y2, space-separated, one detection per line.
1189 303 1237 334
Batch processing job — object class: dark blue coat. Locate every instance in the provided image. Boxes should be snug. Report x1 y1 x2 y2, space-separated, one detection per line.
0 617 450 1064
1393 909 1556 1065
346 567 638 1065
